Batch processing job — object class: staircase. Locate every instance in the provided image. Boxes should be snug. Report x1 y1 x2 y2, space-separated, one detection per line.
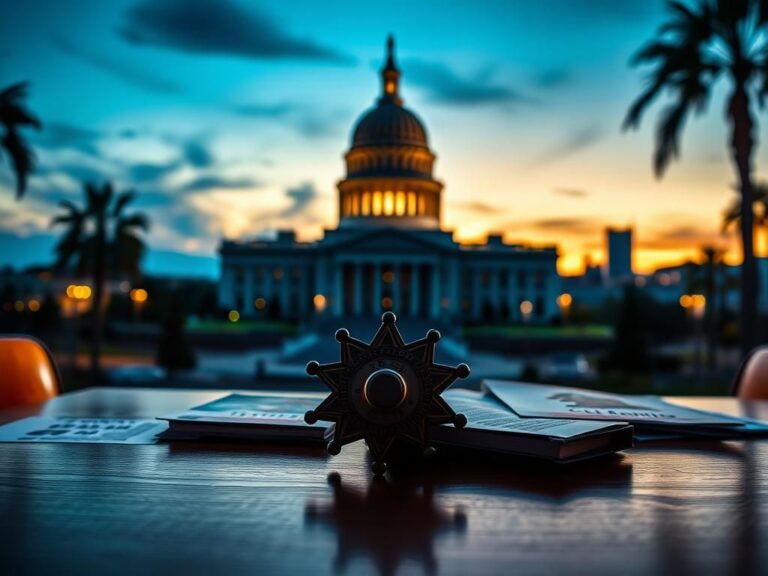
280 315 466 365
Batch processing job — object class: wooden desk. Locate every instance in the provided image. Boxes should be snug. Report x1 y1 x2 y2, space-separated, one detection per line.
1 388 767 576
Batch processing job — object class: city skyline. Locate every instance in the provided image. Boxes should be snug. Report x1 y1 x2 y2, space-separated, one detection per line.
2 0 768 278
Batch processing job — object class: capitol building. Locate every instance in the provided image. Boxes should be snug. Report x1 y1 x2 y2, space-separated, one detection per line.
219 38 560 326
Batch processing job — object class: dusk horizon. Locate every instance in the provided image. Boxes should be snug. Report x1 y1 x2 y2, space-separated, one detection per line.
3 0 768 278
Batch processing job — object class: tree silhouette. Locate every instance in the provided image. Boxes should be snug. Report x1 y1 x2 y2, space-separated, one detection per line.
700 246 723 372
156 291 197 381
624 0 768 355
51 182 149 377
606 285 650 374
0 82 40 199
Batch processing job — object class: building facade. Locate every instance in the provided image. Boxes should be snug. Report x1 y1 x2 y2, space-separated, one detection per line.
219 38 560 325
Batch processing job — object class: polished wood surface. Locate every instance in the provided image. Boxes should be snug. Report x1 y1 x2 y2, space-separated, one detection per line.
1 388 767 576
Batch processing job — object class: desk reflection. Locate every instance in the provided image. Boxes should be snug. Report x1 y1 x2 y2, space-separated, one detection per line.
305 472 467 576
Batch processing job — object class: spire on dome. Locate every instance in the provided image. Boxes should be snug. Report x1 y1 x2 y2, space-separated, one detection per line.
380 35 402 106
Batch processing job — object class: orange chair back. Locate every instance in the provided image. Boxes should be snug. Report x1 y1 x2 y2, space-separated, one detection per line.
733 346 768 401
0 336 61 410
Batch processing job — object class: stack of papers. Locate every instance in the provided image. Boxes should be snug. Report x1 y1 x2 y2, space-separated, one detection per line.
481 380 768 440
158 392 333 443
434 389 634 462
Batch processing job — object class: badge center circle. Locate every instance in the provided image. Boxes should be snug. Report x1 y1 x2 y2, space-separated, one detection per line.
348 348 427 425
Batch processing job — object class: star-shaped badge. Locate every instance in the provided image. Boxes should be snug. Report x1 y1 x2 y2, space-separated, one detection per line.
304 312 469 475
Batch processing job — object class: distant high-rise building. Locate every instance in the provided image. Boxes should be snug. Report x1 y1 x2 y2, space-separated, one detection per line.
605 227 633 282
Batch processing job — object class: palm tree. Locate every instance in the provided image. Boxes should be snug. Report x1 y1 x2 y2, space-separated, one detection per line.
722 181 768 235
0 82 40 198
624 0 768 355
52 182 149 377
701 245 724 373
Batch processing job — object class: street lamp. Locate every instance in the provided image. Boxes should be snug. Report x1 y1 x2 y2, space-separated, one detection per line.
313 294 327 314
64 284 92 369
129 288 148 324
520 300 533 324
556 293 572 324
519 300 534 374
680 293 706 380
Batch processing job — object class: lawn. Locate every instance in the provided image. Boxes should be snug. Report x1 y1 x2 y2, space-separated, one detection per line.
465 324 613 339
187 319 297 334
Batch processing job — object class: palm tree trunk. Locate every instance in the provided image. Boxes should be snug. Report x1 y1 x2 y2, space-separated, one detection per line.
90 219 106 380
728 87 758 357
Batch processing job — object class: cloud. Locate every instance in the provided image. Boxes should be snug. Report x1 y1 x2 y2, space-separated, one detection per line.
552 188 590 198
507 216 606 237
404 59 530 107
534 68 572 89
232 103 296 118
638 224 725 250
53 36 182 94
249 182 322 229
132 191 176 208
126 159 181 183
293 114 342 139
180 175 260 193
33 122 102 156
451 200 498 214
529 126 603 167
39 162 107 185
281 182 319 218
232 101 342 139
164 203 213 238
181 139 214 168
119 0 351 63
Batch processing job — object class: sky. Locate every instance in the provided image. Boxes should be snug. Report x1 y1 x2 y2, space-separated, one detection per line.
1 0 767 278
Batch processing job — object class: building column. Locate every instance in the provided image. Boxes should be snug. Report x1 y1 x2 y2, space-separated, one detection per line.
448 258 460 317
218 267 233 309
392 263 401 314
410 263 420 316
471 267 481 320
373 262 382 314
334 264 344 316
490 268 500 315
353 263 363 316
298 266 308 318
280 270 290 317
264 270 273 312
243 269 254 314
430 265 440 318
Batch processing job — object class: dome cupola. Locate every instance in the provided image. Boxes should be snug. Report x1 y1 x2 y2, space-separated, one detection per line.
338 36 443 230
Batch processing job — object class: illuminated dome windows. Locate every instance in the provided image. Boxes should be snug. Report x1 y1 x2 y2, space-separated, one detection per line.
340 189 440 219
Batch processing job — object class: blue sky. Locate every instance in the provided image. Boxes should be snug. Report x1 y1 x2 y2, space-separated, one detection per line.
1 0 764 276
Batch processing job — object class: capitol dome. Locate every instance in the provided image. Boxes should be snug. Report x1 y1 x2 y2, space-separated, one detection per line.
351 103 429 149
338 36 443 230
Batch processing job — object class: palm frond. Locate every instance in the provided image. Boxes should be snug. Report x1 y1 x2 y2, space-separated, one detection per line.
624 0 720 153
654 100 688 175
1 129 35 199
117 212 150 233
112 190 137 217
0 82 41 128
56 199 83 216
721 197 742 232
111 231 146 278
